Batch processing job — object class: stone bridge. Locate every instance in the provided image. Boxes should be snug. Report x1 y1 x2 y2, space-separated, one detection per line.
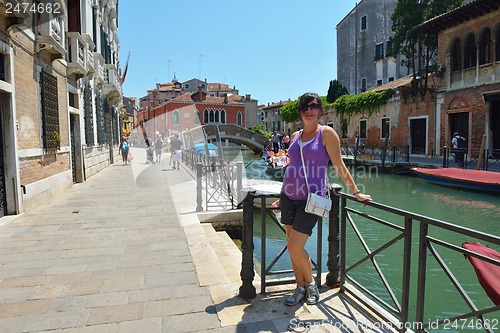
189 124 270 153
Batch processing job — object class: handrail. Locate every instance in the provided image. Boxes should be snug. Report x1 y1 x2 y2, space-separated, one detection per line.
239 186 500 332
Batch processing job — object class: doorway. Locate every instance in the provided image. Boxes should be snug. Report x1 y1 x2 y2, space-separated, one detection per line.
410 118 427 155
449 111 469 145
490 101 500 158
0 96 7 217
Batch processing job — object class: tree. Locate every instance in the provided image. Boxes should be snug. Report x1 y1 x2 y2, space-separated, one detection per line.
326 80 349 103
391 0 463 95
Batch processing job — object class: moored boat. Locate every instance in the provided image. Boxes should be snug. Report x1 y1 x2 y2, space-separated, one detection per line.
412 167 500 193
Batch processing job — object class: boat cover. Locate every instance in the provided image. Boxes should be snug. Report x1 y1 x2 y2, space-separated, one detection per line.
462 242 500 305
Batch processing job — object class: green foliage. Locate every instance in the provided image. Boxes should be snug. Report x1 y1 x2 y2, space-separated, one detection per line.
249 125 272 138
53 130 61 147
334 89 394 118
327 80 349 103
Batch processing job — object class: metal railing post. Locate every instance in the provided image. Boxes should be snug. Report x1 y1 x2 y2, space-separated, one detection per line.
326 184 342 288
443 146 448 167
415 223 429 333
239 190 256 299
236 162 243 205
196 163 203 212
400 217 412 330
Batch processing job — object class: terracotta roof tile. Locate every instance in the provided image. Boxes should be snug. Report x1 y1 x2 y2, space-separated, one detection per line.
369 74 413 92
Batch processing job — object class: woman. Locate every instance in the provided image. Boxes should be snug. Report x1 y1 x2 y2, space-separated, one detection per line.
155 134 164 163
278 92 371 306
119 137 129 165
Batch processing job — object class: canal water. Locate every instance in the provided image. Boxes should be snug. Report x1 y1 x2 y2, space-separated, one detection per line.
225 148 500 332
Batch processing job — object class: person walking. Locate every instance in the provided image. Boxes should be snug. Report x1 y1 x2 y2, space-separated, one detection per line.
276 92 371 306
169 134 183 170
154 134 164 163
119 137 129 165
271 130 280 154
451 132 466 167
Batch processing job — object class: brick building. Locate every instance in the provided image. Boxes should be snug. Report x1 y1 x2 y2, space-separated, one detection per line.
136 86 257 143
0 0 122 216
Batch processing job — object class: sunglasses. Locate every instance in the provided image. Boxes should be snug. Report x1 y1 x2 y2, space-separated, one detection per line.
301 103 321 111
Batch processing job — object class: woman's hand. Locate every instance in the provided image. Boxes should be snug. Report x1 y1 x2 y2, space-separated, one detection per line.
354 193 372 202
271 199 280 213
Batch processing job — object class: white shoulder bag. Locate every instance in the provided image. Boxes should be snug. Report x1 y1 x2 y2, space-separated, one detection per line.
300 132 332 218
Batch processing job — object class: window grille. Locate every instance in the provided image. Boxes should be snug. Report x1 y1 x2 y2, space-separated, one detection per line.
84 84 94 146
41 70 60 151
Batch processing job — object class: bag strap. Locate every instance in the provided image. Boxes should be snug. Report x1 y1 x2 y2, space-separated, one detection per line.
299 129 329 197
299 130 311 193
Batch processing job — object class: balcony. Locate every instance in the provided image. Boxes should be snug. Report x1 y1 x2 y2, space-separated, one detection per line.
94 52 105 85
66 32 88 80
36 15 66 62
102 63 122 103
81 34 95 74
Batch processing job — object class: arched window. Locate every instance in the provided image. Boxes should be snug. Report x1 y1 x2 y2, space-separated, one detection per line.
451 38 462 71
479 28 492 65
464 33 476 69
215 110 220 123
173 110 179 124
221 110 226 123
209 110 215 122
203 110 209 123
194 111 200 125
496 25 500 62
237 112 242 126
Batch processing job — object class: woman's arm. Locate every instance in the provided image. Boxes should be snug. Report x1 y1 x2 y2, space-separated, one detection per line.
322 127 371 201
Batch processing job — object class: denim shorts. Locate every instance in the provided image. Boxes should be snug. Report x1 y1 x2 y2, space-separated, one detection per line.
279 192 319 236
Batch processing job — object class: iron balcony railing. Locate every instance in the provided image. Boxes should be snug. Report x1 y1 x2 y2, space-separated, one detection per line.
239 186 500 332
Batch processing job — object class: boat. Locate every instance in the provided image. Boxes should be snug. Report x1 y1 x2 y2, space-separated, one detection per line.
263 150 288 179
462 242 500 306
412 167 500 193
194 143 218 156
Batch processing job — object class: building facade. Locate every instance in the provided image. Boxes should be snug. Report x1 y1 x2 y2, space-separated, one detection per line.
0 0 122 216
337 0 408 95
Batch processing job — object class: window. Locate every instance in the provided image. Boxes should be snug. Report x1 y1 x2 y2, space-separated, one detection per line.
479 28 492 65
173 110 179 124
215 110 220 123
0 53 5 82
497 26 500 62
203 110 208 123
185 83 190 89
381 117 390 139
377 79 383 86
341 120 348 138
451 38 462 71
388 77 394 82
221 110 226 123
361 16 367 31
237 112 242 126
361 78 367 92
464 33 476 69
386 40 395 57
194 111 200 124
40 70 60 150
359 119 367 139
201 83 206 89
375 43 384 60
209 110 214 122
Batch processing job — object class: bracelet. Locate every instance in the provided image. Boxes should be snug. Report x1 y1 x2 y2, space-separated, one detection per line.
353 190 361 195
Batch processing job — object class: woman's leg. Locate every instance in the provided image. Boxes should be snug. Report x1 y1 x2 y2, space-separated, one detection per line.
286 225 312 287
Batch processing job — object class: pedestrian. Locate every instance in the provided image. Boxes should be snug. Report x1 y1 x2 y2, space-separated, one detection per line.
275 92 371 306
451 132 466 167
169 134 183 170
154 134 164 163
119 137 129 165
271 130 280 154
281 132 290 149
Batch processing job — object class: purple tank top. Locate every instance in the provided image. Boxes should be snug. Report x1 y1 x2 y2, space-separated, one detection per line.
281 126 330 200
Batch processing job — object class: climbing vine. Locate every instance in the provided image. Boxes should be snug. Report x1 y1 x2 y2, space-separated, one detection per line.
334 89 394 118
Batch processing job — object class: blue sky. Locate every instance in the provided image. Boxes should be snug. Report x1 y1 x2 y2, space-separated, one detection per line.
118 0 359 106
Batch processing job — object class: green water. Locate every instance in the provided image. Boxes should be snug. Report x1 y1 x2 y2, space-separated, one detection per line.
225 149 500 331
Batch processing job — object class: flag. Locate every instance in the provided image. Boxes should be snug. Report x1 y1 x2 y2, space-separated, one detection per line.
121 51 130 84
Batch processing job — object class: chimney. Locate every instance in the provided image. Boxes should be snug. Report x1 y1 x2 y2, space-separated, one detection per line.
246 94 251 101
224 93 228 104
